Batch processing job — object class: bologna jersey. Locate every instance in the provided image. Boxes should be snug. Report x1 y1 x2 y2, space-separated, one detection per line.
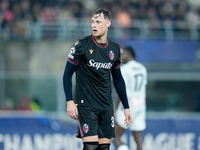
67 35 121 110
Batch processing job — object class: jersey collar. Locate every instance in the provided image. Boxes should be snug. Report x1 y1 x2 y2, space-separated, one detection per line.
92 34 109 48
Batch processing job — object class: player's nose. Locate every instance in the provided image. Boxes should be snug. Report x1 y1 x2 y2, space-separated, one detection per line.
92 25 96 29
92 22 97 27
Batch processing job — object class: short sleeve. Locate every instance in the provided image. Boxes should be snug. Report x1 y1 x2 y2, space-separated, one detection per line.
113 45 121 69
67 39 86 65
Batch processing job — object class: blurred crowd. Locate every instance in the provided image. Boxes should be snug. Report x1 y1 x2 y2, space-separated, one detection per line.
0 0 200 38
0 0 200 24
1 96 42 112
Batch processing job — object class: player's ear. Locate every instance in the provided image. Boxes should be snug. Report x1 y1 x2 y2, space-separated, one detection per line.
106 20 111 27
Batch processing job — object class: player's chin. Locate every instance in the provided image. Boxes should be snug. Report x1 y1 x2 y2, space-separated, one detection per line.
93 33 100 37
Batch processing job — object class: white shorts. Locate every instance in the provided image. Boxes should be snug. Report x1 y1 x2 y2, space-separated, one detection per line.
115 108 146 131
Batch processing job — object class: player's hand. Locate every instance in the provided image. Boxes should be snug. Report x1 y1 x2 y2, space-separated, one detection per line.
67 100 78 120
124 109 132 126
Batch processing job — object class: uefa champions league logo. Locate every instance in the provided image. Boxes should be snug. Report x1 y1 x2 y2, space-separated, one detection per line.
70 46 76 54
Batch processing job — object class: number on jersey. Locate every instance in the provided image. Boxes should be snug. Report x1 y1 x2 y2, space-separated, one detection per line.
134 74 144 91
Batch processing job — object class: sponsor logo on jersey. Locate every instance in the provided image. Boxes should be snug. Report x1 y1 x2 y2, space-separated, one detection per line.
88 59 113 70
109 50 114 60
89 49 94 54
83 124 89 133
74 41 79 46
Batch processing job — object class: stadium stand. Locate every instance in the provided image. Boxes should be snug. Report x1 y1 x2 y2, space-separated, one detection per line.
0 0 200 39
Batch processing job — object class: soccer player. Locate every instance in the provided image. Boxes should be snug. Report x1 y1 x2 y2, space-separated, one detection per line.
114 47 148 150
63 8 132 150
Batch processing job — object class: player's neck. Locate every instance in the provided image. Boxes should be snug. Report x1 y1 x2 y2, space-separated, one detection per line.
128 58 135 62
93 34 107 44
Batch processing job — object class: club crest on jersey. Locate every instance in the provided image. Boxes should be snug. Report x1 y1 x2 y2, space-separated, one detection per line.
83 124 89 133
89 49 94 54
109 50 114 60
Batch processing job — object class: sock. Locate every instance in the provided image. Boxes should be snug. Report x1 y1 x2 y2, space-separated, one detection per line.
98 143 110 150
83 142 99 150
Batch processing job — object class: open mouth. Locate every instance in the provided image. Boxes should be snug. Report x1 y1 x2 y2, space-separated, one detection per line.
93 29 97 33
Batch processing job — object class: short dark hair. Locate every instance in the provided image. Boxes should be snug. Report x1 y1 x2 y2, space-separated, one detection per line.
91 8 111 20
124 46 136 59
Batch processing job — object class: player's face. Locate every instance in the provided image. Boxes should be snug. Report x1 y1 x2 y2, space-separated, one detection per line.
121 49 129 64
91 13 111 37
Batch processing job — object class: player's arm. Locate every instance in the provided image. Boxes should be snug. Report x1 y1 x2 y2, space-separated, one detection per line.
63 62 78 119
111 68 132 126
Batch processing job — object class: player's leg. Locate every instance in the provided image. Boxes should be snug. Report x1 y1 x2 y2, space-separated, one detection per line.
98 138 111 150
129 111 146 150
83 141 99 150
98 109 115 150
113 123 126 147
77 106 99 150
114 123 129 150
83 137 99 150
132 131 142 150
114 106 129 150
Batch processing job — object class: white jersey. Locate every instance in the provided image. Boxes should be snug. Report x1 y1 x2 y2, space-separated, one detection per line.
121 60 147 111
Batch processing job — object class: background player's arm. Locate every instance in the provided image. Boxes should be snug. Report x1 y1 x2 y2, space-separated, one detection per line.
111 68 132 126
115 96 120 112
114 96 121 117
63 62 78 119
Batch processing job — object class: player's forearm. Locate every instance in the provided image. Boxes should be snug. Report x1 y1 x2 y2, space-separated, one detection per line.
111 69 129 109
63 69 73 101
63 62 77 101
114 79 129 109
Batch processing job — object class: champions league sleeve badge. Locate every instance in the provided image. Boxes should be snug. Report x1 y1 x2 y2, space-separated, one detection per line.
83 123 89 133
109 50 114 60
70 46 76 54
68 46 76 59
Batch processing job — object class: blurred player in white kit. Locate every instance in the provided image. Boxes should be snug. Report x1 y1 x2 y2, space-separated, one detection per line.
114 46 148 150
